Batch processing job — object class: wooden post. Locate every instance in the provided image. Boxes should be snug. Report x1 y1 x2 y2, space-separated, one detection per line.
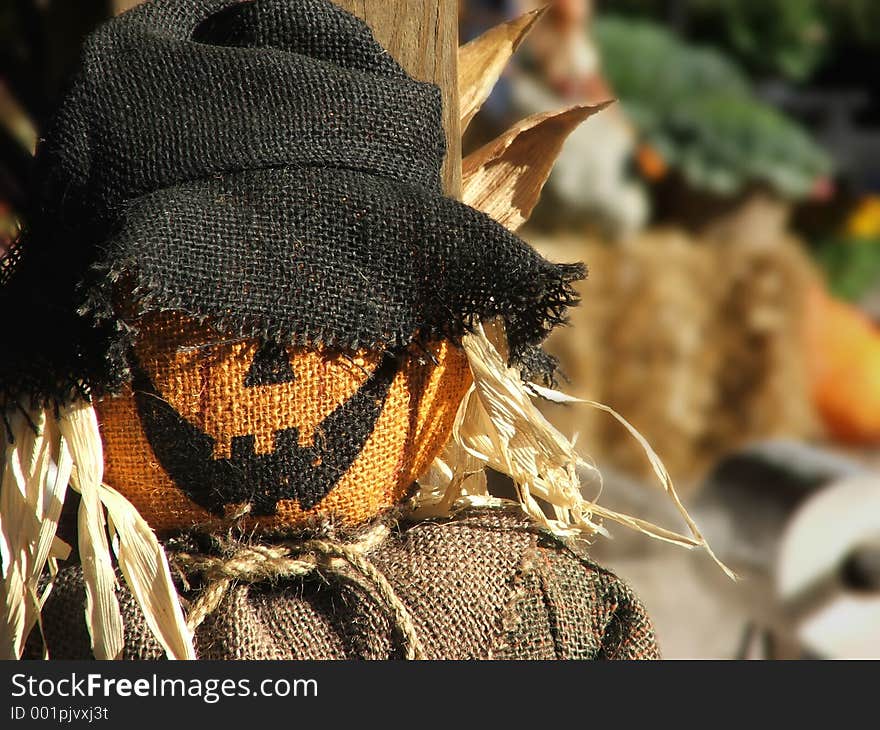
112 0 143 14
330 0 461 197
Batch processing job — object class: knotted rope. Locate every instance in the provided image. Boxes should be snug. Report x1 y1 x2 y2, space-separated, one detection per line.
172 524 425 660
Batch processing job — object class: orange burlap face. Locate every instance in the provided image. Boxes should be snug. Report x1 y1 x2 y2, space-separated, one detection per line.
95 312 472 533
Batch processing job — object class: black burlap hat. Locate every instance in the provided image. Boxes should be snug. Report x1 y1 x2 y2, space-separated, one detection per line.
0 0 584 404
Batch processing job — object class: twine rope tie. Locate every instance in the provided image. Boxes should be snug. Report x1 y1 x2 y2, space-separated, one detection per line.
173 525 425 660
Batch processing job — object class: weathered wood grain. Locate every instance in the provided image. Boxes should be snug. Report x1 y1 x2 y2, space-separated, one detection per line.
112 0 142 14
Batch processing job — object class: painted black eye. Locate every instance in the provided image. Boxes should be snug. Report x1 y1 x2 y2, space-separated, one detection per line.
244 342 296 387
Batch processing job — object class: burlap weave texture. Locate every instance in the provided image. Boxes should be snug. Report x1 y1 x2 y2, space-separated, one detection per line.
97 312 472 533
27 508 660 660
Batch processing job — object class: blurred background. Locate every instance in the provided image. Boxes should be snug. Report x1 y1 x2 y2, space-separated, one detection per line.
462 0 880 659
2 0 878 658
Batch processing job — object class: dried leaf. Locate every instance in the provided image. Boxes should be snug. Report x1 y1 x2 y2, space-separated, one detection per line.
102 483 195 660
23 418 72 652
31 423 72 576
414 389 490 518
48 536 71 562
462 103 610 231
3 401 191 660
458 7 547 132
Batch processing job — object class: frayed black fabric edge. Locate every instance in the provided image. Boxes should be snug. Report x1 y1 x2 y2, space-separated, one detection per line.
0 248 584 407
84 257 584 392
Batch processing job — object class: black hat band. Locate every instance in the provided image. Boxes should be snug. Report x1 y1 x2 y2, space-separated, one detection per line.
37 0 445 227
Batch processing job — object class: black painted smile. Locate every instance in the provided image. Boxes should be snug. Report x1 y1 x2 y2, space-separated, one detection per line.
131 349 399 516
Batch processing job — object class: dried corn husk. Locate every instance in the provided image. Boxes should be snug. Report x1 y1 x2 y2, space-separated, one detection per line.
2 401 193 660
58 403 124 660
462 104 609 231
450 24 726 572
0 408 74 659
458 7 546 132
102 483 194 660
414 320 733 577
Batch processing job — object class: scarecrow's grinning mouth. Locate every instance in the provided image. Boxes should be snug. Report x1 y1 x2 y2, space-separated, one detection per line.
130 349 400 516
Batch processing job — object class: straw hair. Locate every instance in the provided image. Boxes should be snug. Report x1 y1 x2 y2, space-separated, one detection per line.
414 320 734 579
1 401 194 659
1 407 71 658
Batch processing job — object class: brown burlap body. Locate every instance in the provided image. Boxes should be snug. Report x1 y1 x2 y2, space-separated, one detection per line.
27 508 658 660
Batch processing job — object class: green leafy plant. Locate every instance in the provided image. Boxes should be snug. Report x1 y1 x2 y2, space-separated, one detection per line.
600 0 830 82
816 236 880 303
595 16 831 199
696 0 826 82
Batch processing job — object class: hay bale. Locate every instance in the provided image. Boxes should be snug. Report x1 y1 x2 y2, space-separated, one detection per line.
709 235 819 453
530 228 819 487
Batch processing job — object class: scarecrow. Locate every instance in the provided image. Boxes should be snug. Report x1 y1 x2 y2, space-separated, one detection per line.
1 0 718 660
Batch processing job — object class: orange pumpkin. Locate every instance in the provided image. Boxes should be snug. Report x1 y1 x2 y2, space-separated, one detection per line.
96 311 471 534
805 283 880 443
